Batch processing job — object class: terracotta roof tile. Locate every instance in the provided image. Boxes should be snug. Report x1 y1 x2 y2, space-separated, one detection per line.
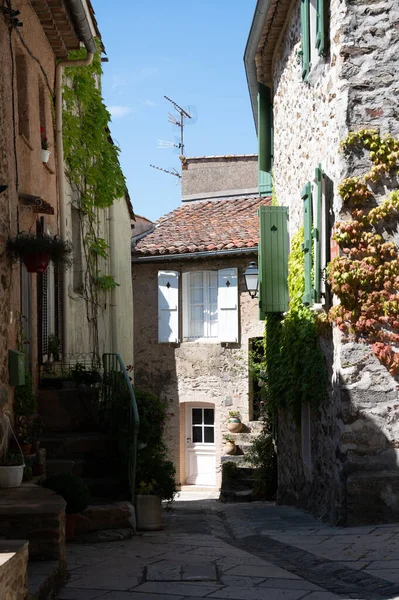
133 196 271 257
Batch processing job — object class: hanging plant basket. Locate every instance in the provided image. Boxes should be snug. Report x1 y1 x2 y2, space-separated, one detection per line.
6 233 72 273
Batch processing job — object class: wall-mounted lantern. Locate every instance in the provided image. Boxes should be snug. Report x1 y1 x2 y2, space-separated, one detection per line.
244 262 259 299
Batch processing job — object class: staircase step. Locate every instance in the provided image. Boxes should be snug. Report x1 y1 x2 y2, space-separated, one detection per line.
75 502 136 535
219 488 257 503
38 388 100 432
83 476 126 499
41 432 112 459
248 420 264 434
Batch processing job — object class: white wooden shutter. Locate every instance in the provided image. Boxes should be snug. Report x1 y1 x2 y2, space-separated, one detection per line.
217 268 238 343
158 271 179 343
182 272 190 340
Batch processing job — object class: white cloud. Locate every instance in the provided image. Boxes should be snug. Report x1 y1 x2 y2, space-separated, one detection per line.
108 105 133 119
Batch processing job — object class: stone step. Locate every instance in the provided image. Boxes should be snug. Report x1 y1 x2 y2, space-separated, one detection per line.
0 540 29 599
27 559 66 600
248 420 264 434
83 476 126 499
38 388 100 432
41 432 112 460
75 502 136 535
219 488 257 503
0 483 65 561
221 455 255 467
227 432 258 444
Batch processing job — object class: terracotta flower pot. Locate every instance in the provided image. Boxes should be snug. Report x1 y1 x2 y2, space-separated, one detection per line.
223 441 236 456
20 444 32 456
227 420 242 433
65 513 77 540
23 253 50 273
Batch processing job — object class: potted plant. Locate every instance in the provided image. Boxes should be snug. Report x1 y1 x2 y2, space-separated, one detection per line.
43 472 89 540
48 334 61 362
0 412 24 488
227 410 242 433
0 452 24 488
41 127 51 163
7 233 72 273
223 435 237 456
15 415 33 456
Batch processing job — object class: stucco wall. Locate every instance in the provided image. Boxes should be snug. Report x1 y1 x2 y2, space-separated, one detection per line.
132 254 264 486
182 156 258 201
64 186 134 366
0 1 59 399
268 0 399 523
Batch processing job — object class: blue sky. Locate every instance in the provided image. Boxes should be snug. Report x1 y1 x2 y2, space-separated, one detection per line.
94 1 257 222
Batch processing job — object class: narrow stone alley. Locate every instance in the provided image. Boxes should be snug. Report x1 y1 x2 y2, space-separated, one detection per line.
58 492 399 600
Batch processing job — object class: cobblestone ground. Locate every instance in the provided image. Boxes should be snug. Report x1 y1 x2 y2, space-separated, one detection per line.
57 493 399 600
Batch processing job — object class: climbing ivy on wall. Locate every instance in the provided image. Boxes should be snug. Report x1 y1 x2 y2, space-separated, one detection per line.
62 42 126 356
263 228 328 423
328 129 399 374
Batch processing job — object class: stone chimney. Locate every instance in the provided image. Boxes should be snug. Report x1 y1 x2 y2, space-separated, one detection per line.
181 154 258 202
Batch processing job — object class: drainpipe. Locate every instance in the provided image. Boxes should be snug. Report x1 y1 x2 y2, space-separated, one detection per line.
55 0 96 355
108 204 118 354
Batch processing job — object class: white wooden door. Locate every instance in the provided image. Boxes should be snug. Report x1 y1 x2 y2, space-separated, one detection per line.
185 404 216 486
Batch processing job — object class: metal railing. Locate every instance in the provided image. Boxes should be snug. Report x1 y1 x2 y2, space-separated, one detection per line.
101 353 139 505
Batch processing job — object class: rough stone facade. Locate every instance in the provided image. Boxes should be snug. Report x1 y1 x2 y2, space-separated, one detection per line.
0 540 28 600
182 156 258 201
133 255 263 488
262 0 399 523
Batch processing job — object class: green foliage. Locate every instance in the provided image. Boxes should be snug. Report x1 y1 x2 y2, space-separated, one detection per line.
62 41 125 356
0 452 24 467
71 363 101 386
6 233 72 267
95 274 120 291
134 388 176 502
48 334 61 361
261 228 328 423
221 461 240 483
244 431 277 499
14 374 37 417
43 473 89 514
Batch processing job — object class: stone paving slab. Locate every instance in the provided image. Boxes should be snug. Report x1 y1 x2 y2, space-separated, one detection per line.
132 581 222 596
205 587 308 600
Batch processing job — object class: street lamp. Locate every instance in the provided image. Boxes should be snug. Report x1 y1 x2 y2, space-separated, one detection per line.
244 262 258 298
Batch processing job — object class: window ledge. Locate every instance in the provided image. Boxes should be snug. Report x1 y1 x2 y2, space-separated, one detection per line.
182 338 220 344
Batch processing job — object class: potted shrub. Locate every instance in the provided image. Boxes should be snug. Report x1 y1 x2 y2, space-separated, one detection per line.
223 435 237 456
6 233 72 274
15 415 33 456
48 334 61 362
227 410 242 433
43 473 89 540
41 127 51 163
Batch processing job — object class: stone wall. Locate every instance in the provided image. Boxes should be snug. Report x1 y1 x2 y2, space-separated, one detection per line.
132 255 264 487
182 156 258 201
0 540 29 600
267 0 399 523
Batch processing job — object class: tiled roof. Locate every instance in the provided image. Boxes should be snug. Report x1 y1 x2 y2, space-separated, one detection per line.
133 196 271 257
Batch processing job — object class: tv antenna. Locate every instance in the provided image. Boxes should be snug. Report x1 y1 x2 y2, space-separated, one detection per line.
150 95 196 180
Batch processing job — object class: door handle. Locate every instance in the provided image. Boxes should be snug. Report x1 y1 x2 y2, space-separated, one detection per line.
186 437 191 443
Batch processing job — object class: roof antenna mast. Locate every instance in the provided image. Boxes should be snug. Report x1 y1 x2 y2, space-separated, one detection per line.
151 96 197 180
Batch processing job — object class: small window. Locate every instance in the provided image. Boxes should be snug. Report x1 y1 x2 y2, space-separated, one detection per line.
72 207 83 293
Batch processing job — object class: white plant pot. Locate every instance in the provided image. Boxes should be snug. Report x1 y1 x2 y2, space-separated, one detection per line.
136 495 162 531
227 421 242 433
223 442 236 456
0 465 24 488
41 149 51 164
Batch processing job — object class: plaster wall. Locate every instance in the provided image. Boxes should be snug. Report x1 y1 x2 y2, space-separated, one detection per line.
132 255 263 487
182 156 258 200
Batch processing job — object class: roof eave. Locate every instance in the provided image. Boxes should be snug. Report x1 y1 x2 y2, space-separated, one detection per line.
244 0 271 132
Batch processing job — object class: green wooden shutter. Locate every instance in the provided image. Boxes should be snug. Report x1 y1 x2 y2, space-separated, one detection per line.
302 182 313 305
300 0 310 80
258 84 273 196
258 206 289 317
314 165 323 303
316 0 325 56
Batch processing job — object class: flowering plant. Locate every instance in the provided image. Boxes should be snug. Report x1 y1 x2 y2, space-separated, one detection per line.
40 127 48 150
